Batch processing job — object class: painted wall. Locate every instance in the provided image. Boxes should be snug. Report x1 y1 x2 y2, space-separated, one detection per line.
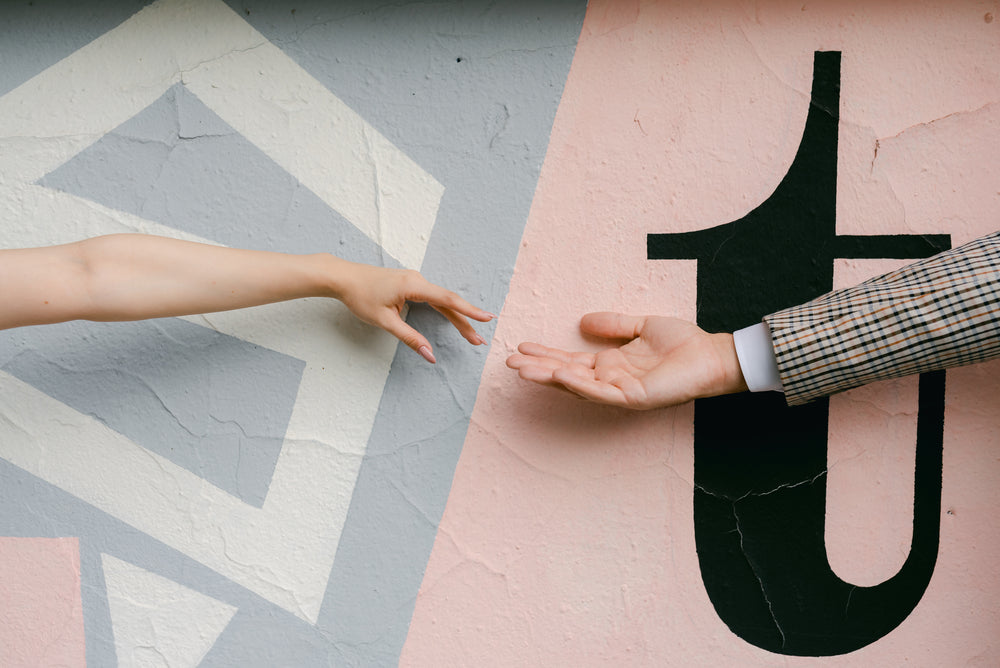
0 1 997 666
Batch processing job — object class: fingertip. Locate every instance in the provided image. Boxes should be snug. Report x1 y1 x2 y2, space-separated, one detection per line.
457 325 485 346
464 332 487 346
517 364 553 384
580 311 618 329
464 307 496 322
506 352 536 370
472 310 496 323
383 314 434 362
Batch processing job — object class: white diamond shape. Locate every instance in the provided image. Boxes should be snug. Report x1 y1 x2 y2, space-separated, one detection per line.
0 0 442 623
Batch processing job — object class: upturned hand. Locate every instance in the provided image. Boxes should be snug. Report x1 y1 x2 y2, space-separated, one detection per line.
506 312 747 409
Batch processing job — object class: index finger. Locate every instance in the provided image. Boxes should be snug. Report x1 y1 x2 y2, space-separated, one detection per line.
516 342 596 368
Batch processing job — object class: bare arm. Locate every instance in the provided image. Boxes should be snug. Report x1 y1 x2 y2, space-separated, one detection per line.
0 234 493 362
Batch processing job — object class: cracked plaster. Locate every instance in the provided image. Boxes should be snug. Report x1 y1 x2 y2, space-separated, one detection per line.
2 0 997 665
1 0 586 665
404 1 1000 666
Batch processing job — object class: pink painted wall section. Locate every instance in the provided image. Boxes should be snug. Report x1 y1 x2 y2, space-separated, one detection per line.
404 1 999 665
0 537 85 667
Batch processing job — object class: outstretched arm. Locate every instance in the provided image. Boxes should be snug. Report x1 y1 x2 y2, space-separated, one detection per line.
506 312 747 409
0 234 493 363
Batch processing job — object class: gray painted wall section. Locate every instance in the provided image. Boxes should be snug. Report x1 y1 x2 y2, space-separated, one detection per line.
238 3 587 662
0 1 585 664
0 318 304 507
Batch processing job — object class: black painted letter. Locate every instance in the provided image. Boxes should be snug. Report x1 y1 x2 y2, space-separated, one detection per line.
648 52 949 656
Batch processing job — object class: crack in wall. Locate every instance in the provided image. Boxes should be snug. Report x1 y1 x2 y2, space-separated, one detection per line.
215 524 310 619
485 432 576 485
876 101 997 146
732 21 811 103
269 2 424 46
693 468 826 502
384 477 438 530
731 501 786 648
365 416 466 459
177 41 270 86
436 362 474 415
694 471 832 648
748 470 827 498
845 583 857 617
479 42 582 62
413 526 510 597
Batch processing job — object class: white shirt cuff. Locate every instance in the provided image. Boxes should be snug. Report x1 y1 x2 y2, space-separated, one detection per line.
733 322 784 393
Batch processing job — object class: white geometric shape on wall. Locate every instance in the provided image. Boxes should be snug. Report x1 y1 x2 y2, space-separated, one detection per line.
102 554 238 668
0 0 440 624
0 0 442 269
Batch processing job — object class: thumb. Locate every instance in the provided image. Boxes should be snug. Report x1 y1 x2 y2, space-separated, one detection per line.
580 312 646 340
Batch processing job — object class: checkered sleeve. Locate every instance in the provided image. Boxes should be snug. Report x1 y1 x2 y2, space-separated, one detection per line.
764 231 1000 406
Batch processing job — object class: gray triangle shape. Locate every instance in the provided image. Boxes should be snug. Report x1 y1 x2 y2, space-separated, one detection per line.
40 83 397 266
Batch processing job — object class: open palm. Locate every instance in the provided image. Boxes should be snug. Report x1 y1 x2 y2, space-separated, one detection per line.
506 312 747 409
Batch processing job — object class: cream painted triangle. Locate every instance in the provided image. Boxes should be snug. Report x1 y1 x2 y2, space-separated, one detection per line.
102 554 238 668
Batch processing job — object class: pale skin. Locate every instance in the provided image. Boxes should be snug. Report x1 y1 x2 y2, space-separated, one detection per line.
506 312 748 409
0 234 495 363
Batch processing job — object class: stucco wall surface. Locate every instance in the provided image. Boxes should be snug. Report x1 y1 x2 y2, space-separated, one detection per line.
0 0 583 665
404 0 1000 666
0 0 998 666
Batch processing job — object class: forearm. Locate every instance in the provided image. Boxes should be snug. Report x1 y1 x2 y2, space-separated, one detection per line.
0 234 351 329
764 231 1000 404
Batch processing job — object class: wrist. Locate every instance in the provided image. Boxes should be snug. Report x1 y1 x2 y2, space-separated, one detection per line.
711 332 749 397
312 253 355 301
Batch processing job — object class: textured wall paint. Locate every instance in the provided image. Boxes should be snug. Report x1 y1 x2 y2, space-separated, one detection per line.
0 537 85 666
404 0 999 665
2 0 997 666
0 0 583 665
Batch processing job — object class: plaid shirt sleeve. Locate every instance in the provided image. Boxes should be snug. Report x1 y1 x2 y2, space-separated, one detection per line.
763 231 1000 406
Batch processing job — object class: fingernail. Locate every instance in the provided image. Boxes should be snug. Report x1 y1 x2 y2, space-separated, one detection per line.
475 334 488 345
485 312 498 320
418 345 436 363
